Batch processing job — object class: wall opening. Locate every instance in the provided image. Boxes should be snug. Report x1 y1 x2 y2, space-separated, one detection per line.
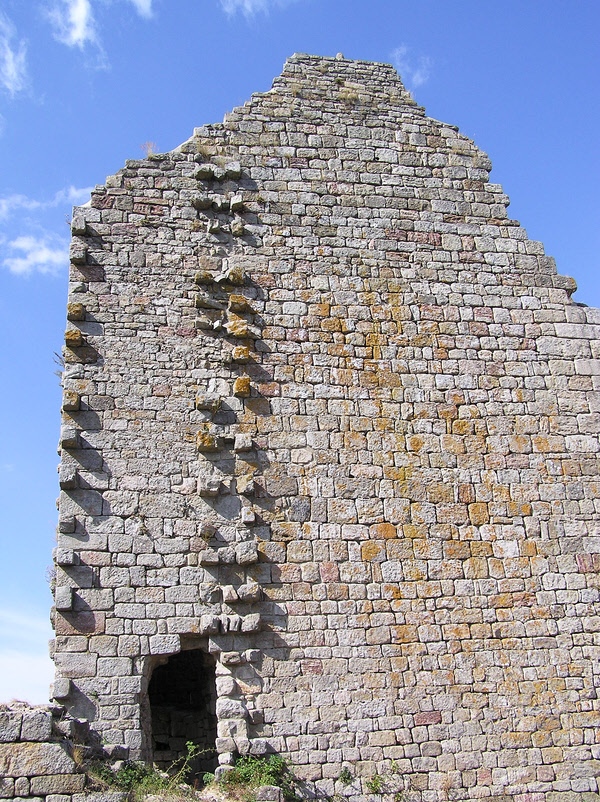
148 648 218 780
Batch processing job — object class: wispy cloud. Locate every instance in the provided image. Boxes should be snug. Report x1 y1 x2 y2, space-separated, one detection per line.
128 0 154 18
48 0 97 49
3 234 68 276
220 0 298 16
0 185 92 221
0 13 28 96
391 45 432 91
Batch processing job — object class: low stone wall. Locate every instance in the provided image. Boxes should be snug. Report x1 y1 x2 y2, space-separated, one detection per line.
0 702 126 802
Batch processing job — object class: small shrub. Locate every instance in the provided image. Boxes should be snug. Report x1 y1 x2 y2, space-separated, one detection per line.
366 775 384 795
220 754 299 802
339 767 353 786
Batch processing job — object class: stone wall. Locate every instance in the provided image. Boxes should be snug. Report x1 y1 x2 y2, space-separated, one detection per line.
0 702 127 801
47 53 600 800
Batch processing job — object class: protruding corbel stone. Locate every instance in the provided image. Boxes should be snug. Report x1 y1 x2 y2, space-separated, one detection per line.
58 514 76 534
195 163 215 180
191 194 213 210
66 302 85 321
52 678 72 701
231 219 245 237
197 431 220 452
199 522 217 539
197 475 222 497
231 345 250 363
62 389 81 411
228 295 254 314
225 161 242 180
59 464 78 489
234 433 253 452
199 549 219 566
220 652 244 667
55 586 74 612
237 475 255 496
71 214 87 236
225 319 261 339
225 614 242 632
222 585 239 603
65 328 84 348
207 219 222 234
237 582 261 602
60 426 80 449
215 262 246 285
212 197 230 213
236 539 258 563
69 241 87 265
233 376 251 398
53 548 79 566
230 194 244 212
195 292 226 311
199 615 220 634
240 508 256 526
195 392 222 412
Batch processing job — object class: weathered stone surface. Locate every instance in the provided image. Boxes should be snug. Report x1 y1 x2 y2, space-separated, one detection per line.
0 712 21 743
20 710 52 742
48 52 600 799
0 742 75 776
30 774 86 794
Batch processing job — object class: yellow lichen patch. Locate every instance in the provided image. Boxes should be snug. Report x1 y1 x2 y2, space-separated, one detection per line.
468 503 489 526
65 328 83 347
391 625 418 643
196 432 219 452
233 376 251 397
369 523 397 539
361 541 385 562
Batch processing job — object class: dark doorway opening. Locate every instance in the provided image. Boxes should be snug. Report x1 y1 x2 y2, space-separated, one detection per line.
148 648 218 780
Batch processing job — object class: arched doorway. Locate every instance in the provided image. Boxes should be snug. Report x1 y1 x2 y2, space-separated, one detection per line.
148 648 218 780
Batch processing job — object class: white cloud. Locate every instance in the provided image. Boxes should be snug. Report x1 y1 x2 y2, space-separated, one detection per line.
54 184 93 206
0 13 28 96
220 0 297 16
128 0 153 18
391 45 432 91
0 194 41 219
3 234 68 276
0 184 93 220
49 0 97 49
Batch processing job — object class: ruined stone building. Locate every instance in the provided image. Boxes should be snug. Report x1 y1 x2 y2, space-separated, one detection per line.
2 53 600 801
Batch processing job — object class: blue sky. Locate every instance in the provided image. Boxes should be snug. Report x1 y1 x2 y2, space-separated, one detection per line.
0 0 598 703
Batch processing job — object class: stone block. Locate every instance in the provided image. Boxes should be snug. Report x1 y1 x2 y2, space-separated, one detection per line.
233 376 251 397
59 426 79 450
0 777 14 798
52 678 72 700
0 743 75 777
30 774 86 795
20 711 52 742
236 540 258 563
0 713 21 743
54 586 73 612
149 635 181 655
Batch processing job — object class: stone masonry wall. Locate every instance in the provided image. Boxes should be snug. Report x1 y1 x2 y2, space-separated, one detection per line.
47 54 600 800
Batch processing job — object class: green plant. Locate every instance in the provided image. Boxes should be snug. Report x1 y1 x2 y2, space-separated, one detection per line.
85 741 205 800
366 775 384 795
339 767 353 786
220 754 299 802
